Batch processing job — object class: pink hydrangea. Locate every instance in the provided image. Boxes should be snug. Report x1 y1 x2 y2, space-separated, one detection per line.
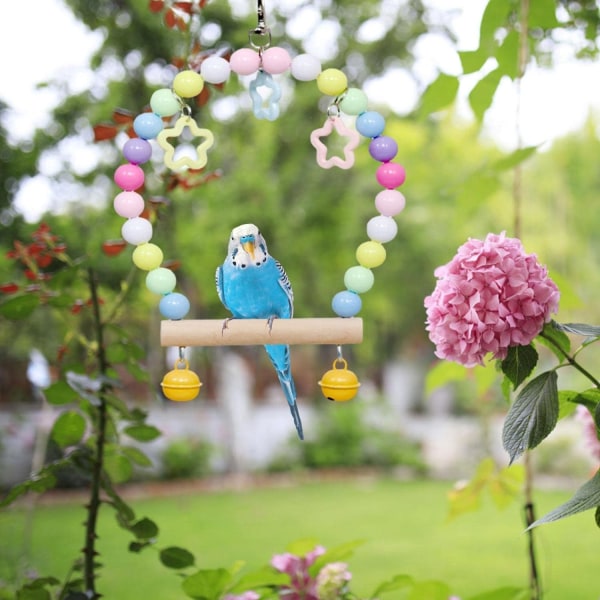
424 232 559 367
575 405 600 462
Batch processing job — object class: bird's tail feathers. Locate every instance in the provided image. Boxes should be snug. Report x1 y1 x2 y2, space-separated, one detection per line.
265 344 304 440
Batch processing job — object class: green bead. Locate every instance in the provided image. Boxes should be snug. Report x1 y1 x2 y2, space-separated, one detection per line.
340 88 368 116
344 265 374 294
150 89 181 117
146 267 177 295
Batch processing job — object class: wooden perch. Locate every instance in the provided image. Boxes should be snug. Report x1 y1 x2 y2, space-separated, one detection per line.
160 318 363 347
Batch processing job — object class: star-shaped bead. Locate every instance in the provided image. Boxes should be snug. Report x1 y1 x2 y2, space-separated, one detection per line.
249 70 281 121
310 116 360 169
157 116 215 171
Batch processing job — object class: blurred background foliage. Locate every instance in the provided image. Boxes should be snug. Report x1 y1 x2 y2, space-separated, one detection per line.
1 0 599 399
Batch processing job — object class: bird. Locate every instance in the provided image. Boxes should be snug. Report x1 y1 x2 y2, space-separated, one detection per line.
216 223 304 440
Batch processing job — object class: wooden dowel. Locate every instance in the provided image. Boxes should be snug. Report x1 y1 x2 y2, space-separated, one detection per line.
160 318 363 347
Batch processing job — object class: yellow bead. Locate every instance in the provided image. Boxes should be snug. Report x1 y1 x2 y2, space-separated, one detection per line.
356 241 386 268
316 68 348 96
132 243 164 271
173 70 204 98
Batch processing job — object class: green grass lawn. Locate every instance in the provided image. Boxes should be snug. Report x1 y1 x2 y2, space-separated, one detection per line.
1 476 598 598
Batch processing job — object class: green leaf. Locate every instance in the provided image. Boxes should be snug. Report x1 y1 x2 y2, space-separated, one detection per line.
418 73 459 115
129 541 151 553
0 293 40 319
570 388 600 413
160 546 196 569
51 411 86 448
309 539 364 576
231 566 289 593
459 49 488 74
528 0 559 29
557 390 579 419
62 593 90 600
424 360 469 396
16 587 52 600
181 568 232 600
371 574 413 597
44 380 78 405
530 470 600 528
122 446 153 467
124 424 161 442
103 452 133 484
479 0 513 50
131 517 159 540
492 146 538 172
468 68 503 122
502 370 559 464
537 322 571 361
494 30 520 79
595 505 600 529
554 322 600 338
501 344 538 390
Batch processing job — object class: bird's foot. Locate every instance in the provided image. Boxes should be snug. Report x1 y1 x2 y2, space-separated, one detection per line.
266 315 278 334
221 317 234 335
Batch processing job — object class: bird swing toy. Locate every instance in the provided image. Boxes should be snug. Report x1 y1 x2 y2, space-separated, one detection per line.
110 0 407 439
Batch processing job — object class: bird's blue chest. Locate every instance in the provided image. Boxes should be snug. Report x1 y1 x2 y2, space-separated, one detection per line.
220 259 290 319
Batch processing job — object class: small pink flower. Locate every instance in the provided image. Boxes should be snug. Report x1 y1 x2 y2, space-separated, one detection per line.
271 546 325 600
223 593 259 600
315 562 352 600
425 232 559 367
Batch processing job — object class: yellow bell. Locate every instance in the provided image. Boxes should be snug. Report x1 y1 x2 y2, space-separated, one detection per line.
318 358 360 402
161 360 202 402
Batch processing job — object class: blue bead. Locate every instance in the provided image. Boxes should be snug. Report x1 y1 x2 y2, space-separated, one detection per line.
332 290 362 317
159 292 190 320
356 111 385 138
133 112 164 140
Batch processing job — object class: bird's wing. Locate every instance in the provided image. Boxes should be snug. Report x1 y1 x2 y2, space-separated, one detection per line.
275 259 294 318
215 264 228 311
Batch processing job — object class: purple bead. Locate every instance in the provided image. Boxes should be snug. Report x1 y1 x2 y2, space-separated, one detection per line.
369 136 398 163
123 138 153 164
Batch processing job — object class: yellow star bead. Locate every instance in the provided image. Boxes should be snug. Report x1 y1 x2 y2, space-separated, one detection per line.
157 115 215 171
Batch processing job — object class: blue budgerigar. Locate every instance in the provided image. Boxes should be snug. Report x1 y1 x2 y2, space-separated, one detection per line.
215 223 304 440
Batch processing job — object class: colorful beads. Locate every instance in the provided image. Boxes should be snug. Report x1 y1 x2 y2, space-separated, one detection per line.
339 88 368 115
355 111 385 138
356 241 386 268
375 190 405 216
291 54 321 81
173 69 204 98
261 47 291 74
332 291 362 318
133 112 164 140
121 217 153 245
146 267 177 295
150 89 181 117
369 136 398 162
200 56 231 84
114 191 145 218
132 243 164 271
122 138 153 164
317 68 348 96
376 162 406 188
230 48 261 75
114 164 144 191
159 293 190 320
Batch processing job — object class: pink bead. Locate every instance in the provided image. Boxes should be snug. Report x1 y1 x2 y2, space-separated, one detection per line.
375 189 406 216
114 191 145 218
261 47 291 74
114 163 145 191
376 162 406 189
230 48 260 76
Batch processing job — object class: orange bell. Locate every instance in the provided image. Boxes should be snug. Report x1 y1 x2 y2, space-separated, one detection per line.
161 359 202 402
318 358 360 402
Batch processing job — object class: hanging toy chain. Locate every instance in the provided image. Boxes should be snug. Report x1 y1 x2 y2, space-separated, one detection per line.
111 0 407 405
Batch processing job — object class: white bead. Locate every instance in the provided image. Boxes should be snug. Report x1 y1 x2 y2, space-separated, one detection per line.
291 54 322 81
200 56 231 84
122 217 153 245
367 215 398 243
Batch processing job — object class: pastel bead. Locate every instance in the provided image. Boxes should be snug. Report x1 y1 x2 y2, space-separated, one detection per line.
291 54 321 81
132 243 163 270
369 136 398 162
367 216 398 243
200 55 231 84
375 189 406 216
356 241 386 268
344 266 374 294
114 191 145 218
332 290 362 317
121 217 153 245
316 68 348 96
173 70 204 98
230 48 260 75
146 267 177 295
133 112 163 140
339 88 368 115
261 47 291 74
376 162 406 188
122 138 152 164
159 292 190 320
114 164 144 191
150 88 181 117
356 111 385 138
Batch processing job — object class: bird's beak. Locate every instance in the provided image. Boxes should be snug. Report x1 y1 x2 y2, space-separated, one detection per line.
242 240 255 260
